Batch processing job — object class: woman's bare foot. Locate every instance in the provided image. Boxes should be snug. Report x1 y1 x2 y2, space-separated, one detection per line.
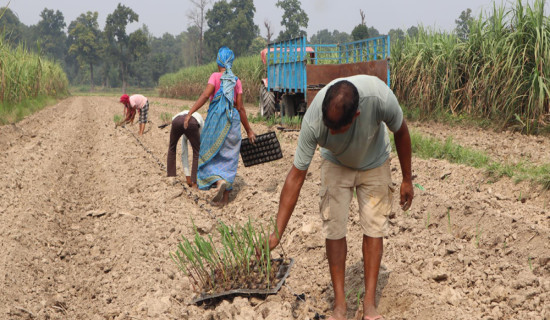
212 180 227 203
211 190 229 207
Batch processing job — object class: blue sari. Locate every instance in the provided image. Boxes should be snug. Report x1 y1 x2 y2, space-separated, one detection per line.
197 86 241 190
197 47 241 190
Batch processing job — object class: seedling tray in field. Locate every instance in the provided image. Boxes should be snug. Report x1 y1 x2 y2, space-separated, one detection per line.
191 258 294 304
240 131 283 167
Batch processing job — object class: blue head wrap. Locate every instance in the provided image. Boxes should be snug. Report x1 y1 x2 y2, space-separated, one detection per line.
216 46 235 70
216 46 237 104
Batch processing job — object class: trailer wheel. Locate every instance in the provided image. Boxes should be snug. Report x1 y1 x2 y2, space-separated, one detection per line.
259 84 276 117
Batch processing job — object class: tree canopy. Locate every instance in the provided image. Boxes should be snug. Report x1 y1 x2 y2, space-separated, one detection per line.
310 29 351 44
204 0 258 60
0 7 25 44
68 11 102 90
34 9 67 61
351 24 369 41
104 3 146 92
275 0 309 41
455 8 473 40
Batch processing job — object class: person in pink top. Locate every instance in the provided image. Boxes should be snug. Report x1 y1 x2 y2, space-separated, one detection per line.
119 94 149 136
184 46 256 206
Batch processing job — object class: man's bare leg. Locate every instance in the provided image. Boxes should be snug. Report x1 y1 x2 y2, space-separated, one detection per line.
326 237 347 320
362 235 383 319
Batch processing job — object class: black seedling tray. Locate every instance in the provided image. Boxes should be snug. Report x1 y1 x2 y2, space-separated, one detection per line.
240 131 283 167
191 258 294 304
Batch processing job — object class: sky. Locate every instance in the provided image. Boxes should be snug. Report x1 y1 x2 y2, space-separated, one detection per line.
2 0 525 38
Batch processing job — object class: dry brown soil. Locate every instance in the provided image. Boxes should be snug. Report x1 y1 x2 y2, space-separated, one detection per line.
0 96 549 320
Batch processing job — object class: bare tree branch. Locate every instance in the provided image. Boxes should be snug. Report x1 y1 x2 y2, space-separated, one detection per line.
264 19 273 44
187 0 210 65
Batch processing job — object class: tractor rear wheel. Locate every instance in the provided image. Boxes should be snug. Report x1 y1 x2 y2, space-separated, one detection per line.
259 84 276 118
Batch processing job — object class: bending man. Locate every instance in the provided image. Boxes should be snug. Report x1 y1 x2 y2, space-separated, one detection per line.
268 75 414 320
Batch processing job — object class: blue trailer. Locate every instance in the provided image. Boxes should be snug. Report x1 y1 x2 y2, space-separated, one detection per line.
259 35 391 117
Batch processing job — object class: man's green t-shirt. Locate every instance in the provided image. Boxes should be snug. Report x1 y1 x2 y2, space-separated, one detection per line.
294 75 403 171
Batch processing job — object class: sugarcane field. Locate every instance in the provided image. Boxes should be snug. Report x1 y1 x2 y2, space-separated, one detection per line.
1 1 550 320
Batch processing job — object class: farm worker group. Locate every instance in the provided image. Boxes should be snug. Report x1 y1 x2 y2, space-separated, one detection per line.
119 93 149 136
267 75 414 320
119 45 414 320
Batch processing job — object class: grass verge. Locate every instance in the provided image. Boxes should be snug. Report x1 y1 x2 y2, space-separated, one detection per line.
0 95 63 125
396 130 550 189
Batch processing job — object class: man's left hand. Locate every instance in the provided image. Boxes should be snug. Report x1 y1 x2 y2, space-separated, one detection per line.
399 180 414 211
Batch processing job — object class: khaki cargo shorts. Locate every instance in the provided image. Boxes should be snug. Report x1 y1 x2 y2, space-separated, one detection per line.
319 158 394 240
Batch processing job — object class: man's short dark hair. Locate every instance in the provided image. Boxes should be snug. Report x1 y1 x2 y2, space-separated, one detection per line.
322 80 359 130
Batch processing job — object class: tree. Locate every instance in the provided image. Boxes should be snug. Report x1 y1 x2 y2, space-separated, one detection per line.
247 36 266 56
310 29 351 44
310 29 331 44
388 28 405 43
185 25 202 66
204 0 234 60
407 26 419 38
147 32 183 84
263 19 273 43
127 28 151 86
0 7 25 45
351 9 368 41
104 3 142 92
275 0 308 41
367 27 380 38
204 0 258 60
67 11 102 91
34 8 67 61
351 24 369 41
227 0 259 56
187 0 210 65
455 8 473 40
333 30 352 44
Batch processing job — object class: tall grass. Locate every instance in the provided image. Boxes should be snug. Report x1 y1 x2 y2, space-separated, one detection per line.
392 0 550 133
0 37 69 124
158 55 264 104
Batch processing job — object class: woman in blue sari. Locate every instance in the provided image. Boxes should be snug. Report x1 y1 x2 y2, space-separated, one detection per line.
184 46 256 206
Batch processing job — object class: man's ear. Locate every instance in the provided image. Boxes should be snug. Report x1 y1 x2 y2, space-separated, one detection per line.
353 111 361 120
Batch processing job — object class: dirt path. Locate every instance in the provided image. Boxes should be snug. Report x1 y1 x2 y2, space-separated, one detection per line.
0 96 548 320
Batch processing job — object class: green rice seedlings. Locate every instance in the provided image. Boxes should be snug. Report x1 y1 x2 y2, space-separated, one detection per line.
356 290 363 311
425 212 431 229
171 218 287 295
160 112 172 125
475 224 482 248
113 114 122 123
447 208 452 233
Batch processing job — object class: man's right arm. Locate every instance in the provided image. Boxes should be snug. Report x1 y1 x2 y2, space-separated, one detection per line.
269 113 317 250
269 165 308 250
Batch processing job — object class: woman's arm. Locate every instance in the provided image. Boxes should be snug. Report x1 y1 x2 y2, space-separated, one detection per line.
184 84 215 129
235 93 256 143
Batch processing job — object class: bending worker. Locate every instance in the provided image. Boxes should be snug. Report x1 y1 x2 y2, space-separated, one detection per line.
119 93 149 136
268 75 414 320
167 110 204 188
